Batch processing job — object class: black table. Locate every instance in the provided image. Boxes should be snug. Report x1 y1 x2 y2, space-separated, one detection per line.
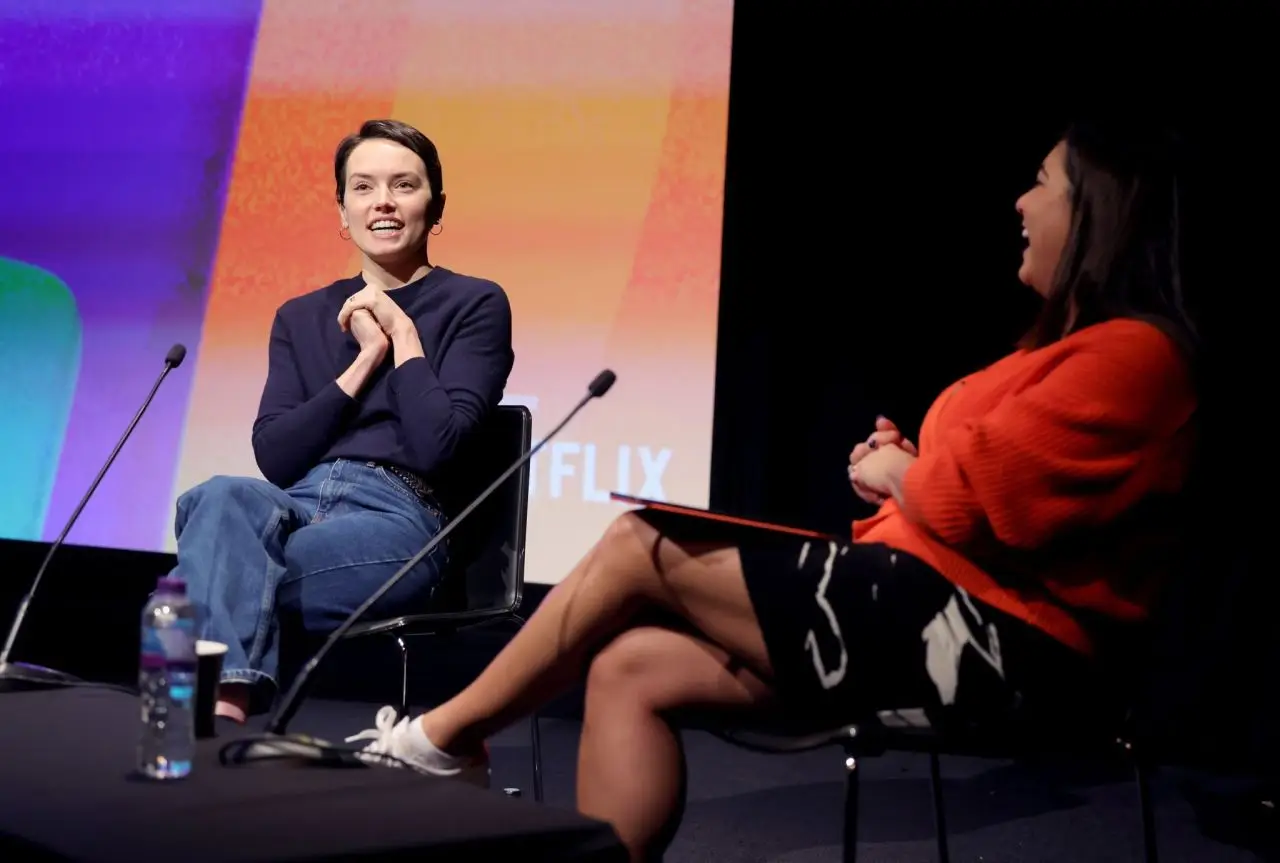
0 688 623 862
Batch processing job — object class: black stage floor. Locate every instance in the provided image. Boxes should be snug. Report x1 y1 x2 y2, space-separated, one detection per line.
282 698 1271 863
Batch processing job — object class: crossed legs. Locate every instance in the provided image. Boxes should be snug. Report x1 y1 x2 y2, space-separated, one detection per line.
577 625 774 857
414 513 777 860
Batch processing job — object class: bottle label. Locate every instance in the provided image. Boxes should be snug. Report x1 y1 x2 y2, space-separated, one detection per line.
141 618 196 664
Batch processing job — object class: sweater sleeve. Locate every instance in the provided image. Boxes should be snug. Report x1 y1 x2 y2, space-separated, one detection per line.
900 325 1195 551
251 311 355 488
387 286 514 476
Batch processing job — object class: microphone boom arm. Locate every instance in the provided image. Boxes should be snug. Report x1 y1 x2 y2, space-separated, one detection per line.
0 353 183 671
266 373 615 736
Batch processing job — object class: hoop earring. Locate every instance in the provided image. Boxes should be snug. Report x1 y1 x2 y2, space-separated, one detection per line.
430 222 443 236
338 227 351 241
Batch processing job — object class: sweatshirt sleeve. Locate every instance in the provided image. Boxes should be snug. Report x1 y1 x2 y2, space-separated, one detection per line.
387 285 514 476
900 324 1196 551
251 311 355 488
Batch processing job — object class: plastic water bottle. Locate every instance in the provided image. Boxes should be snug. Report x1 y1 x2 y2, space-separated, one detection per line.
137 576 197 780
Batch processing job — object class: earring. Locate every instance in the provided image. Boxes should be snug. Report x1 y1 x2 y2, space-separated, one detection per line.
430 221 443 236
338 226 351 241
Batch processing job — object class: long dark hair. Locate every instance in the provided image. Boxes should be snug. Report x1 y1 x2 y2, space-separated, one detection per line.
1021 120 1198 358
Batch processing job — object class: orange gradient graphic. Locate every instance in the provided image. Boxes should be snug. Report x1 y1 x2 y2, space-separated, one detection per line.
171 0 733 583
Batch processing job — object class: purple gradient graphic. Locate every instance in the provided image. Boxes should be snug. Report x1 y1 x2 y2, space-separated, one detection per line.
0 1 262 550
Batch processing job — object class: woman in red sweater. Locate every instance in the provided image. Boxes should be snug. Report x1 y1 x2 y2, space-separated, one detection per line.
348 121 1199 861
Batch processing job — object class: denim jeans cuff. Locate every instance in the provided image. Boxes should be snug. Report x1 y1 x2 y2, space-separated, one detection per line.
220 668 277 688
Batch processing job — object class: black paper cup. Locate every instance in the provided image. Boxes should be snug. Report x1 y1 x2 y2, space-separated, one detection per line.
195 640 228 739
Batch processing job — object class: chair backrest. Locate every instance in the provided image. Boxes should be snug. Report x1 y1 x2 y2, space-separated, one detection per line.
1134 539 1275 770
431 404 532 614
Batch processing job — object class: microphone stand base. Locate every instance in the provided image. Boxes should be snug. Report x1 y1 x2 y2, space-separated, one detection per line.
221 733 368 768
0 660 84 693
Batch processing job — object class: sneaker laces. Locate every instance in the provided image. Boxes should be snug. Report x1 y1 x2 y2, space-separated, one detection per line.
344 705 405 760
343 705 491 787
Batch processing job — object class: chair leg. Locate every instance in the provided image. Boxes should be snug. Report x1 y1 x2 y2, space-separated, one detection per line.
393 635 409 718
1134 754 1159 863
505 613 542 802
842 754 859 863
530 711 544 803
1118 736 1159 863
928 752 950 863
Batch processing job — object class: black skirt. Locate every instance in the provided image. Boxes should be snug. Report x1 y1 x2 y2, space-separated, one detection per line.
736 535 1092 726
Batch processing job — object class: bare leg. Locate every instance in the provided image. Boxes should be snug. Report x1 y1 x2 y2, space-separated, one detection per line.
421 512 771 753
578 625 774 862
215 682 250 723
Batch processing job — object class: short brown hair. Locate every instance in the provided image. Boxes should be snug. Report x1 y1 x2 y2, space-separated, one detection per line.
334 119 445 224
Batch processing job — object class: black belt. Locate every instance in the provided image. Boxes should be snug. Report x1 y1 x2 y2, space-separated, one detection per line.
377 463 435 502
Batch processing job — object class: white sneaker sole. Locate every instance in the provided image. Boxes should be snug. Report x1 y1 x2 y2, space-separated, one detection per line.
356 750 491 789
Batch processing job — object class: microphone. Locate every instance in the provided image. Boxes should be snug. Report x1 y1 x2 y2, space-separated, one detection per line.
0 344 188 692
259 368 617 741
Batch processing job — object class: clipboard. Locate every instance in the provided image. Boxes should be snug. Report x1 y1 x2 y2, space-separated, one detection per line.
609 492 840 542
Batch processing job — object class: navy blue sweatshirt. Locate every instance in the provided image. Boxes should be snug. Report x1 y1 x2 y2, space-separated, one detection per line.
251 267 514 490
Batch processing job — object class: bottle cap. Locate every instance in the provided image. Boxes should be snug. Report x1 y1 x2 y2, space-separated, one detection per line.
156 576 187 595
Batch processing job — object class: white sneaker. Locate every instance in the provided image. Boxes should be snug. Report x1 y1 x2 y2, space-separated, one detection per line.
345 706 490 788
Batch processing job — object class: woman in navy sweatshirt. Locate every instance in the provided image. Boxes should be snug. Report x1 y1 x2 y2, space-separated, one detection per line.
171 119 514 723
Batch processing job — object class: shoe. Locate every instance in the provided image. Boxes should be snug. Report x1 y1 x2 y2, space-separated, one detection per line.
345 706 490 788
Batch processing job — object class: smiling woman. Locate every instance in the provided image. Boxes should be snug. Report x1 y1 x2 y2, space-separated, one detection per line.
166 119 514 724
1015 141 1073 297
334 120 447 290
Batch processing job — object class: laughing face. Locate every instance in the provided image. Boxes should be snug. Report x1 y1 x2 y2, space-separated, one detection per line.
1014 141 1073 297
338 138 436 270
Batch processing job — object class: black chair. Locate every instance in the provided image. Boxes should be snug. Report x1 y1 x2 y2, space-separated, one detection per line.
343 404 542 801
711 707 1157 863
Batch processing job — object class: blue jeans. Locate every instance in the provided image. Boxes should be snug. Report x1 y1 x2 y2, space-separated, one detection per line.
172 459 447 692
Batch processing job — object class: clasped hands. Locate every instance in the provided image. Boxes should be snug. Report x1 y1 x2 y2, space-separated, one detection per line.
337 286 416 359
848 416 918 506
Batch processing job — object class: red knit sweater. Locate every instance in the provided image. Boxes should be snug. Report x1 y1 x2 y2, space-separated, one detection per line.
854 319 1197 654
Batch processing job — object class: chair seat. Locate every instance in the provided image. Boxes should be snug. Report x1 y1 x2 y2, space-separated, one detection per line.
711 706 1134 761
714 722 864 754
345 607 519 639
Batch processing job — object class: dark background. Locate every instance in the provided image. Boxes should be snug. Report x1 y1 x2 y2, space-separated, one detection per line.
1 3 1272 781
